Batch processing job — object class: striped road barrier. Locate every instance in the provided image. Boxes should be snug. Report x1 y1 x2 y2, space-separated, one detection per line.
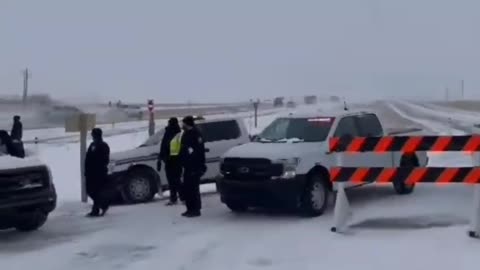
329 135 480 238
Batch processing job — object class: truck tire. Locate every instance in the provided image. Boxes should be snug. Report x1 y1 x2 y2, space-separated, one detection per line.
226 200 248 213
301 173 329 217
15 211 48 232
122 168 156 204
393 156 418 195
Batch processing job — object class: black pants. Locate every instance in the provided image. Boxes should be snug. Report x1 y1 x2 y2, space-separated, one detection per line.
165 157 183 202
86 176 110 214
183 170 201 213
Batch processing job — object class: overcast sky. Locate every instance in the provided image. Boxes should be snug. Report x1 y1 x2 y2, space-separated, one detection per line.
1 0 480 103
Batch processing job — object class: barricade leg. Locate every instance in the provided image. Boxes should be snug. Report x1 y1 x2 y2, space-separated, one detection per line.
468 185 480 238
468 153 480 238
331 182 352 233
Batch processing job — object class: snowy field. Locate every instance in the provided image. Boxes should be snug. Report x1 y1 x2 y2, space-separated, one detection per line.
1 101 480 270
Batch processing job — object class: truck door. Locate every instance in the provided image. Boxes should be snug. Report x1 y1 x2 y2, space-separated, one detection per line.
332 116 362 169
197 120 244 180
355 113 392 168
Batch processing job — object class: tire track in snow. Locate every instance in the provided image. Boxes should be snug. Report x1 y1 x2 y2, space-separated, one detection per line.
386 101 475 167
386 101 465 135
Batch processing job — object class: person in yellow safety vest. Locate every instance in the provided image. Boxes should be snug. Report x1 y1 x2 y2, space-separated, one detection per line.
169 131 183 156
158 117 184 205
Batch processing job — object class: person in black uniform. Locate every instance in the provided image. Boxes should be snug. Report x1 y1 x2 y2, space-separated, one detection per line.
0 130 23 158
179 116 206 217
85 128 111 217
11 115 23 142
158 117 183 205
10 116 25 158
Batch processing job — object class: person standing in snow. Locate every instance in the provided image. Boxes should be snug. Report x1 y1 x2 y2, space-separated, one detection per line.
11 115 23 142
158 117 184 205
179 116 206 217
0 130 23 158
10 116 25 158
85 128 111 217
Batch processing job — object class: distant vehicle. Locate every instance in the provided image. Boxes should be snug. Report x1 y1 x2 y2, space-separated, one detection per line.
273 97 284 107
217 110 428 216
0 156 57 231
330 96 341 102
286 101 296 108
108 117 250 203
43 105 82 124
123 107 144 120
304 95 318 105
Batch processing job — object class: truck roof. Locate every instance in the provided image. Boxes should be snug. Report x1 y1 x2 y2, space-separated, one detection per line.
194 116 242 124
283 109 377 119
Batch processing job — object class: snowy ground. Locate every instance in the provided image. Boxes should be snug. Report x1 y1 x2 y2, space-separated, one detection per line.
1 100 480 270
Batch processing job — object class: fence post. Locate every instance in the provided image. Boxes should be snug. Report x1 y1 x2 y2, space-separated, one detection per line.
469 152 480 238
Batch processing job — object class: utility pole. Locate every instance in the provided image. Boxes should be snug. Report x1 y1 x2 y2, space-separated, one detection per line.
461 79 465 99
252 99 260 128
22 68 31 106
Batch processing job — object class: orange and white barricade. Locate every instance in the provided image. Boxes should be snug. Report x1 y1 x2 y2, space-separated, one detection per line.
329 135 480 238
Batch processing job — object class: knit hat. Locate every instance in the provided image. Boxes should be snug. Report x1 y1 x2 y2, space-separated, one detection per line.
182 116 195 127
168 117 179 126
91 128 103 139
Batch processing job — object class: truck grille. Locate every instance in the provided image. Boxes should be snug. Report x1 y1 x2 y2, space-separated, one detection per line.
221 158 283 181
0 168 49 198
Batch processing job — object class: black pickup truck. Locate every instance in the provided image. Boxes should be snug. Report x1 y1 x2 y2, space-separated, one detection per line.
0 159 57 231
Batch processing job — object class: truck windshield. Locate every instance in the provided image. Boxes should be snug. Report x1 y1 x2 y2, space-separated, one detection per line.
258 117 334 143
139 129 165 147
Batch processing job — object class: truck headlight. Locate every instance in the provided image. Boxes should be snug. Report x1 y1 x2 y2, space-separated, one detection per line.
274 158 300 179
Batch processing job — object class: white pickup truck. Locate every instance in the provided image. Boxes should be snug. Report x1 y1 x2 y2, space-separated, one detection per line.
217 110 428 216
108 117 250 203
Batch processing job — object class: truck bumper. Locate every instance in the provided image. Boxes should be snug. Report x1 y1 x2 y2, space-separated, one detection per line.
217 175 307 208
0 187 57 213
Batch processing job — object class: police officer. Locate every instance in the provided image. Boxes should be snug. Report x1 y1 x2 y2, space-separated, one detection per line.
85 128 111 217
158 117 183 205
10 116 25 158
179 116 206 217
0 130 23 158
11 115 22 142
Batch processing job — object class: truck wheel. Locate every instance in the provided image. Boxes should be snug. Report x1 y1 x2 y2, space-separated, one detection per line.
226 200 248 213
301 174 329 217
15 211 48 232
122 169 156 204
393 157 418 195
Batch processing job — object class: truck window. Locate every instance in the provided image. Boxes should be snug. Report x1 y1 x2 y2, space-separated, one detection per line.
198 120 241 142
357 114 383 137
334 116 360 137
259 117 333 142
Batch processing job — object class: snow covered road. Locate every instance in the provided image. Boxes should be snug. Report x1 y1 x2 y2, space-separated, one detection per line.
1 184 479 270
1 100 480 270
2 183 480 270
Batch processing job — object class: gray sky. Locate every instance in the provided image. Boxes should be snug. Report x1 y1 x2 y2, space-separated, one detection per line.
1 0 480 103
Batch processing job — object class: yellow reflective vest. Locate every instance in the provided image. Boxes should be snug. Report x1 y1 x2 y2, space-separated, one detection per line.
169 132 183 156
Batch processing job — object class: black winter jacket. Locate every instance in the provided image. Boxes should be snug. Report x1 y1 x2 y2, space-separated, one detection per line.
11 121 23 141
85 140 110 178
179 127 206 173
